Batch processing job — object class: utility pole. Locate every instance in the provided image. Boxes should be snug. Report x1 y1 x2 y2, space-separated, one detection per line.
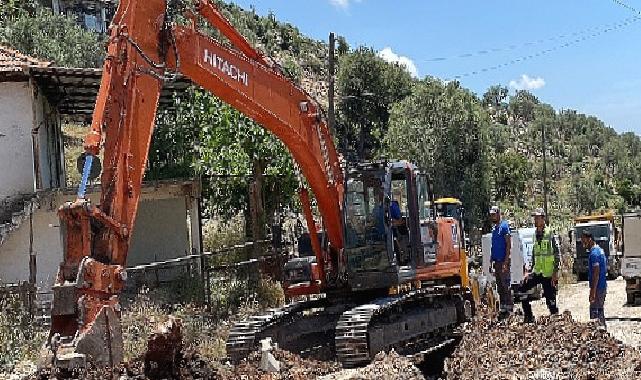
542 121 549 224
328 32 336 136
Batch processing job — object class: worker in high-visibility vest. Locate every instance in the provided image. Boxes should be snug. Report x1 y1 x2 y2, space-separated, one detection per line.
520 208 560 323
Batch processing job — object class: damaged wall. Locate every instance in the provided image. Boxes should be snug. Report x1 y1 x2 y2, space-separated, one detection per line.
128 197 190 266
0 82 35 197
0 182 199 290
0 80 64 199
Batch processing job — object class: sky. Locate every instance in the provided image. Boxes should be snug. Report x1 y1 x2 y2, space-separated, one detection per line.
226 0 641 134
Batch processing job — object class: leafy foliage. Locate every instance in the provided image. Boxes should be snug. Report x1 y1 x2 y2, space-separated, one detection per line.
0 7 105 68
486 89 641 225
0 0 37 25
382 78 491 229
493 152 530 206
508 90 540 123
195 93 297 221
149 88 298 224
336 47 413 161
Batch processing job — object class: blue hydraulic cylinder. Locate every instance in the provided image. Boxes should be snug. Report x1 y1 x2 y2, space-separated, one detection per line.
77 154 94 199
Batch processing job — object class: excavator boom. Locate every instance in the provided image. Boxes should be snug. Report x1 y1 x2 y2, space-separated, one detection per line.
47 0 472 369
47 0 343 367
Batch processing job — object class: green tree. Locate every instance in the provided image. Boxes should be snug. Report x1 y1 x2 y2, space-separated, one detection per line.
482 85 509 125
150 88 298 229
482 85 509 109
0 7 104 68
336 35 350 56
615 179 641 208
571 172 609 214
0 0 37 25
336 47 413 161
508 90 539 123
493 152 530 205
383 78 491 229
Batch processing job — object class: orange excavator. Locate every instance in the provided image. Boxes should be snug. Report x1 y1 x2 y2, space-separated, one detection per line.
45 0 473 369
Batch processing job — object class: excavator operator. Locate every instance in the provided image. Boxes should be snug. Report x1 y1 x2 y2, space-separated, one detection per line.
391 188 409 265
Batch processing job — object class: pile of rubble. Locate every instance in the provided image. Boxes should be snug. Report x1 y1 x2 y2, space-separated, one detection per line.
445 311 641 380
319 351 425 380
33 351 219 380
215 345 341 379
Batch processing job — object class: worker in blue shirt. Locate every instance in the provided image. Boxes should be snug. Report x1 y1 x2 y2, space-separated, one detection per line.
581 230 608 326
489 205 513 319
390 199 401 223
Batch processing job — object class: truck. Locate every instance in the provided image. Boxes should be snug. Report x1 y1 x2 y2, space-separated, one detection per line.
572 213 620 281
621 213 641 305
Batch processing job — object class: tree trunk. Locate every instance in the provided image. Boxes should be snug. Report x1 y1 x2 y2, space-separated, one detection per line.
357 122 367 161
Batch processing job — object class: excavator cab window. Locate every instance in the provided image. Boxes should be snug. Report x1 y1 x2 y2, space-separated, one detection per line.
391 174 411 266
344 171 391 273
344 176 386 248
417 175 430 221
436 204 461 219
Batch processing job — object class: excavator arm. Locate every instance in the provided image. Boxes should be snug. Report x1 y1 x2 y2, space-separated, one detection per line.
48 0 343 367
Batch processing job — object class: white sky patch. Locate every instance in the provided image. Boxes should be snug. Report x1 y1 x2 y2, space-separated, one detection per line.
377 47 419 78
509 74 546 91
329 0 361 9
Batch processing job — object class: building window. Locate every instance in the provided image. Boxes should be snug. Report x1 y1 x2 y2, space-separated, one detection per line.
83 13 99 32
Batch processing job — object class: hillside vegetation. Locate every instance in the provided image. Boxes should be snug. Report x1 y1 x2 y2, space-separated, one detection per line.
2 1 640 234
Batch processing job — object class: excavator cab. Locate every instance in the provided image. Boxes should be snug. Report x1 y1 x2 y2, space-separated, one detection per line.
343 161 429 291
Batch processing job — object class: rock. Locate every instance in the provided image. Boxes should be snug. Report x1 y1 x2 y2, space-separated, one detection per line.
320 351 424 380
260 351 281 373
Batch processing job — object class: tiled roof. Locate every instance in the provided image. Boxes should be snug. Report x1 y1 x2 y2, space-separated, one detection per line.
0 45 51 72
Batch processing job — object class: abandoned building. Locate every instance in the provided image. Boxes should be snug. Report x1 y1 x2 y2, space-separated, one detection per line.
0 45 199 291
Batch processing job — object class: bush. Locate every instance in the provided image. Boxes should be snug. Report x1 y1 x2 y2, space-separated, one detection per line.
202 215 245 252
1 8 105 68
120 289 166 362
0 294 46 375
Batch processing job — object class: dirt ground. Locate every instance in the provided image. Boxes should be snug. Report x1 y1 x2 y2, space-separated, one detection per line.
530 277 641 346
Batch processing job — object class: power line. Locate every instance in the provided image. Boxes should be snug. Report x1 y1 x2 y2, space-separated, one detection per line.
422 15 640 63
449 14 641 80
611 0 641 16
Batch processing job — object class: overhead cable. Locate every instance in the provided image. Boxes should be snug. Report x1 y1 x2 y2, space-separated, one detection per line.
449 14 641 80
423 15 639 63
611 0 641 16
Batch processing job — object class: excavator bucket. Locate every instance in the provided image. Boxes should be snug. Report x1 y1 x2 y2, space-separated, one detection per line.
49 303 123 370
45 201 127 369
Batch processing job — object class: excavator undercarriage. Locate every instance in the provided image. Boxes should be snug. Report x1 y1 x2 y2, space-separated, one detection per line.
227 284 472 367
228 161 475 367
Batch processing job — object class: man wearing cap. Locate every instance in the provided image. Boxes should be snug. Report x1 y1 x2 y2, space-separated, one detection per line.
581 230 608 326
489 205 513 318
520 208 560 323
